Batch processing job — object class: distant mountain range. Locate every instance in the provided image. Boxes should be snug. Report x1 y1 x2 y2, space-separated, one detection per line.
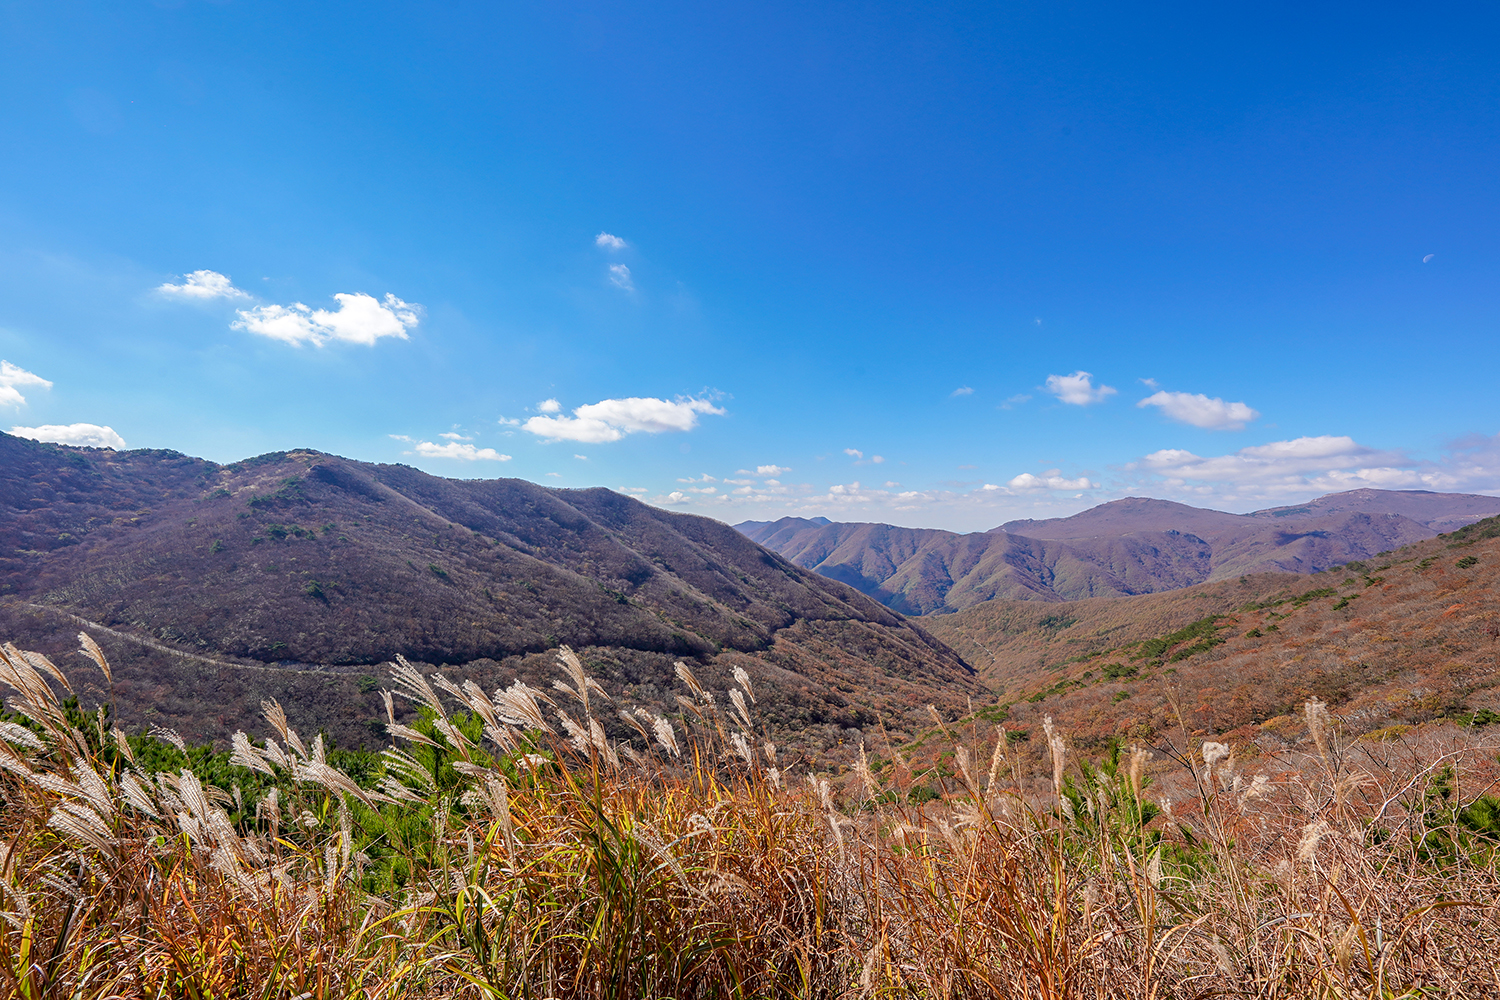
0 433 978 751
735 490 1500 614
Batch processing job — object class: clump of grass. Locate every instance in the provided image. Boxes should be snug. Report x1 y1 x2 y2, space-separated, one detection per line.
2 635 1499 997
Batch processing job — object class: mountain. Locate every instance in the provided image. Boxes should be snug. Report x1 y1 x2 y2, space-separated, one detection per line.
1250 488 1500 532
921 515 1500 751
0 433 979 752
737 490 1500 614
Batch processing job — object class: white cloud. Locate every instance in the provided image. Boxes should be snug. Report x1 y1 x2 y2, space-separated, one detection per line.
844 448 863 459
1008 471 1096 492
883 480 900 488
1117 434 1500 503
1137 390 1260 430
11 423 126 449
596 232 628 251
1135 436 1380 485
439 432 472 441
233 292 420 347
523 396 725 444
157 270 249 301
608 264 634 291
1001 394 1032 410
0 361 52 408
412 441 511 461
872 455 885 464
678 473 717 484
574 454 587 460
620 486 648 494
537 399 562 413
1045 371 1116 406
950 386 974 397
756 464 790 476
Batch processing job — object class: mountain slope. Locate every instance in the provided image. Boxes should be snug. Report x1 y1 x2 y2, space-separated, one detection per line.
0 433 979 751
738 491 1499 613
923 516 1500 750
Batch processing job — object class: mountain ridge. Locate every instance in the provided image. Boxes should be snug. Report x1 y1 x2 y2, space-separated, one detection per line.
0 432 979 753
737 489 1500 614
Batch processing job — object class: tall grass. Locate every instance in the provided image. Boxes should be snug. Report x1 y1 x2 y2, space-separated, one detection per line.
1 635 1498 998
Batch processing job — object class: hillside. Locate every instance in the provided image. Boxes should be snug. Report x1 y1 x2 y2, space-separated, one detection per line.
0 432 979 752
737 489 1500 613
923 516 1500 751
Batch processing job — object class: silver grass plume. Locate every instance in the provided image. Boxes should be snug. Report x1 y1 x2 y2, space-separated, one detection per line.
732 665 755 702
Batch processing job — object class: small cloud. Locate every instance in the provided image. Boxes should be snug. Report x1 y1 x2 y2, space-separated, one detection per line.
233 292 420 347
595 232 628 251
950 386 974 397
524 395 725 444
872 455 885 464
537 398 562 413
1008 471 1096 491
412 441 511 461
388 434 413 442
11 423 126 449
1139 377 1159 389
725 478 754 485
883 480 900 488
439 431 472 441
1137 390 1260 430
497 416 521 426
677 473 717 484
1000 394 1032 410
756 464 790 476
574 454 587 460
982 483 1002 490
0 361 52 408
620 486 648 494
157 269 250 301
608 264 634 291
546 472 562 478
844 448 863 460
1045 371 1116 406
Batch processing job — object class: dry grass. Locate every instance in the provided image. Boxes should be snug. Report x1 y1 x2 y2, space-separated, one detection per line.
2 635 1499 998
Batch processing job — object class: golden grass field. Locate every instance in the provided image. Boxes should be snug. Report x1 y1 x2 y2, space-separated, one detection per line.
2 634 1499 998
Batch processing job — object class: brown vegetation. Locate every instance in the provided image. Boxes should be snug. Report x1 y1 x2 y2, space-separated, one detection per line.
3 636 1499 997
0 433 977 754
926 517 1500 764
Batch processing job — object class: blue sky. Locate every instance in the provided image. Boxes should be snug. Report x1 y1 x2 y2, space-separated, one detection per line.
2 1 1497 531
